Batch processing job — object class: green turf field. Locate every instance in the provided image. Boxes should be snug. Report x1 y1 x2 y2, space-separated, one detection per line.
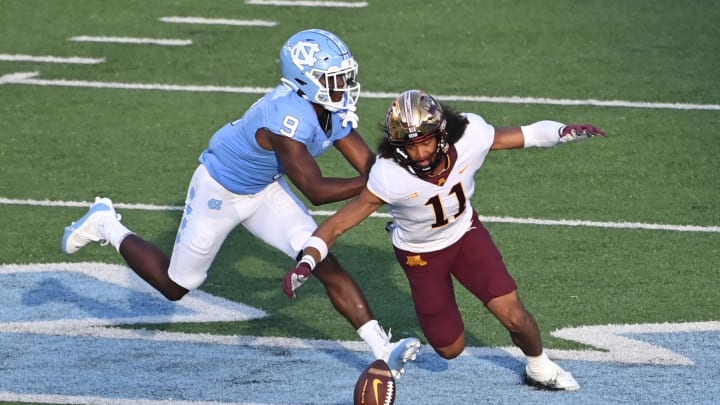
1 0 719 399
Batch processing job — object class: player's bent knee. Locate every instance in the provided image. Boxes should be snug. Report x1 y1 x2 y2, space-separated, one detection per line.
500 308 533 334
434 345 463 359
162 283 189 301
433 333 465 359
167 269 205 294
166 234 214 292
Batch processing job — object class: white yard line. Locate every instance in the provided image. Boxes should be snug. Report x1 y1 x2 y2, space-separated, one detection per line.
2 71 718 111
159 16 277 26
1 197 717 233
68 36 192 46
0 53 104 64
0 72 717 233
246 0 368 7
0 71 268 93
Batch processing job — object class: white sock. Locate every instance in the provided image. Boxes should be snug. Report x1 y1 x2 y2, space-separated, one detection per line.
526 351 557 374
357 320 388 359
101 216 134 253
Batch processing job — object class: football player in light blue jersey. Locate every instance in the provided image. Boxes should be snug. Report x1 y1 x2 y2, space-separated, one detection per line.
62 29 421 378
200 74 360 195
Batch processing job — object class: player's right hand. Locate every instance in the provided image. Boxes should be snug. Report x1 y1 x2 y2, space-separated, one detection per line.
558 124 605 143
283 261 313 300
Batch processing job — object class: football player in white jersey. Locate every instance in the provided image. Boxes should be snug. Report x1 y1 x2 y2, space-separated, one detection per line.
284 89 605 390
62 29 420 378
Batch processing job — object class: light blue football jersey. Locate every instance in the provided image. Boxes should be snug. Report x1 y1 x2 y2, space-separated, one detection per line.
199 85 352 194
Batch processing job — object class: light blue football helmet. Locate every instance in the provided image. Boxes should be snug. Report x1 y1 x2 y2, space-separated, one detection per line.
280 29 360 112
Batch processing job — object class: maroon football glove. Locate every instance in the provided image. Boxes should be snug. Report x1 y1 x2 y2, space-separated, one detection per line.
283 261 313 300
558 124 606 144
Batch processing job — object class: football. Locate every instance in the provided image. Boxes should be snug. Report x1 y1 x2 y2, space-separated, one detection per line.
353 359 396 405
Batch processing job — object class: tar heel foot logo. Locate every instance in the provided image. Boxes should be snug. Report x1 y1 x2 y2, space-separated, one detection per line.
290 41 320 69
0 262 266 333
208 198 222 210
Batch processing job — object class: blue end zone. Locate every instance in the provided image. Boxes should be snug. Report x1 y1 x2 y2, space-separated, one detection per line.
1 263 717 404
1 330 718 404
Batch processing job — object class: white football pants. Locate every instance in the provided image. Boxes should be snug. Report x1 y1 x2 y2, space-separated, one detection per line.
168 164 316 290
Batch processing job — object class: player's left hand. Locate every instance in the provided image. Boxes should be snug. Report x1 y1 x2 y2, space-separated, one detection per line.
339 109 359 128
558 124 606 144
283 261 313 300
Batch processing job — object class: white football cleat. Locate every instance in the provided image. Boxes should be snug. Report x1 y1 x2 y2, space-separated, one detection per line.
525 364 580 391
383 336 421 380
62 197 120 254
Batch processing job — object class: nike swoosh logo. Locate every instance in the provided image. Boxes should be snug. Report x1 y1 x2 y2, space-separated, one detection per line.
372 378 383 403
459 165 469 174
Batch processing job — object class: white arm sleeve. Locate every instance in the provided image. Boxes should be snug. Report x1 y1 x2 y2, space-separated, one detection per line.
521 120 565 148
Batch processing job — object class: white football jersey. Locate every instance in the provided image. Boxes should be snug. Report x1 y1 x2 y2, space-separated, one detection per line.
367 113 495 252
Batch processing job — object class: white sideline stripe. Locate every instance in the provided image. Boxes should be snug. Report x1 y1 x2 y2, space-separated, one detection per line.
68 36 192 46
2 71 717 111
0 53 104 64
246 0 368 7
160 16 277 26
2 197 718 233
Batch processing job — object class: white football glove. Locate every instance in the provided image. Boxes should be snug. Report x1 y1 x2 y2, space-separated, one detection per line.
339 109 359 129
558 124 606 144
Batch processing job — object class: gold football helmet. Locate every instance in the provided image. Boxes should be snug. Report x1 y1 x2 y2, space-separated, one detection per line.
385 90 448 175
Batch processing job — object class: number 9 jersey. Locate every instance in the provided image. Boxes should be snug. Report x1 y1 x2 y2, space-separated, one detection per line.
199 84 353 195
367 113 494 252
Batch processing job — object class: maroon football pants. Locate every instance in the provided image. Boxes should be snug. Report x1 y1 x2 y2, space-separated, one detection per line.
394 212 517 348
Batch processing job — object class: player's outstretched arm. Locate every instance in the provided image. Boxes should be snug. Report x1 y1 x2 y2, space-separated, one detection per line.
492 121 605 151
557 124 606 143
283 188 384 299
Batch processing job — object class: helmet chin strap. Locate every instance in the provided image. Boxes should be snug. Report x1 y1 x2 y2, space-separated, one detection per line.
408 133 449 177
412 151 446 177
393 136 449 177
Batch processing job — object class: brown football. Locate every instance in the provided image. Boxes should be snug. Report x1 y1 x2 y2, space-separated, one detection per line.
353 359 396 405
